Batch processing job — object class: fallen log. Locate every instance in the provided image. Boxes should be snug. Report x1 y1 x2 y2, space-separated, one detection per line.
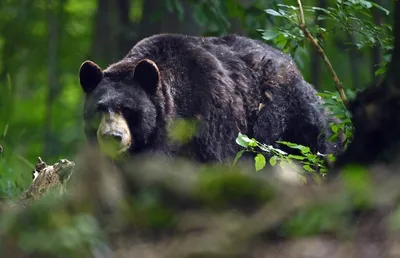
1 157 75 209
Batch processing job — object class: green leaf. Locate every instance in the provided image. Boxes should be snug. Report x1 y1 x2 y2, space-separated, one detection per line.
359 0 372 9
317 15 328 21
269 156 277 166
311 7 332 14
248 139 259 148
326 154 336 162
278 141 311 154
174 0 185 21
265 9 283 17
383 54 392 62
288 154 306 160
262 30 279 41
233 150 245 166
236 133 249 148
303 165 315 172
166 0 173 12
375 67 386 76
255 154 266 171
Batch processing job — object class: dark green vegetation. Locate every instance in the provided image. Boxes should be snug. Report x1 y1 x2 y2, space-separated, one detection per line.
1 0 400 257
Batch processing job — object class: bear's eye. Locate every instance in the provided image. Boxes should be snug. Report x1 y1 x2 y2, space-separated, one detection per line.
122 108 142 124
97 103 109 113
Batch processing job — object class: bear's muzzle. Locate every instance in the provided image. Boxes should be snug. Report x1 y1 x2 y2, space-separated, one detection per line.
96 112 131 158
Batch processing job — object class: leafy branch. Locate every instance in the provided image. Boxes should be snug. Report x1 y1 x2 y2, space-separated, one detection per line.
296 0 348 108
234 133 335 181
261 1 393 107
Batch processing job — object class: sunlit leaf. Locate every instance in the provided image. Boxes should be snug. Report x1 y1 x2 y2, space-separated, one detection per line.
265 9 283 17
269 156 277 166
261 30 279 41
233 150 245 166
254 153 266 171
303 165 314 172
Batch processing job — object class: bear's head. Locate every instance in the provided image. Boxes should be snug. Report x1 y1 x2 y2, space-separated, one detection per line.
79 59 161 158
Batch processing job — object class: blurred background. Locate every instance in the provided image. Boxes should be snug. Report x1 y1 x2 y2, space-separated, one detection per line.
0 0 395 196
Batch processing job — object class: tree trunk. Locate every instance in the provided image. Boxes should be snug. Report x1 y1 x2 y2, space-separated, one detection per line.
372 0 383 86
347 33 361 89
137 0 202 41
89 0 132 65
310 0 327 88
43 0 66 157
89 0 201 66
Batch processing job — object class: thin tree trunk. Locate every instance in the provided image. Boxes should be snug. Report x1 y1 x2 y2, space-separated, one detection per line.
89 0 132 65
347 33 361 89
89 0 114 65
372 0 383 86
310 0 327 88
138 0 201 40
0 41 13 135
89 0 202 63
44 0 65 157
116 0 133 53
387 1 400 89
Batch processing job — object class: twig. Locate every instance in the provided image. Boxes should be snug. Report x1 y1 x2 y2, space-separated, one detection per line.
297 0 349 108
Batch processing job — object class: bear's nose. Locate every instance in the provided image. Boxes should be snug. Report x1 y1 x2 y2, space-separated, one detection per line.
102 131 123 142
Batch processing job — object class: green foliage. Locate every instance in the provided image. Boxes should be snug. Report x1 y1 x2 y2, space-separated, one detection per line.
318 90 354 149
262 5 308 56
166 0 185 21
124 191 178 230
189 0 231 33
0 197 105 257
234 132 334 180
282 164 373 237
235 0 392 177
261 1 393 57
340 164 373 209
233 88 356 178
196 168 275 209
184 0 276 37
0 0 93 198
281 201 349 237
260 0 394 85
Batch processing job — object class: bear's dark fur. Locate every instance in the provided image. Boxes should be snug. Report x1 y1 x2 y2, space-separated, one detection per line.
80 34 341 163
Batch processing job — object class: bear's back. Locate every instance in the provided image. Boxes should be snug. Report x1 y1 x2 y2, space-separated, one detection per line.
121 34 264 114
116 33 305 125
123 33 300 92
124 33 297 73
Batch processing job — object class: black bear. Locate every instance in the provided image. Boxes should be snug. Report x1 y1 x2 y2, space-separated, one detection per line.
79 33 341 162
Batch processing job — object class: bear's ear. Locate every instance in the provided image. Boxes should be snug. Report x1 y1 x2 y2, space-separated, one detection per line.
79 60 103 94
133 59 160 94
